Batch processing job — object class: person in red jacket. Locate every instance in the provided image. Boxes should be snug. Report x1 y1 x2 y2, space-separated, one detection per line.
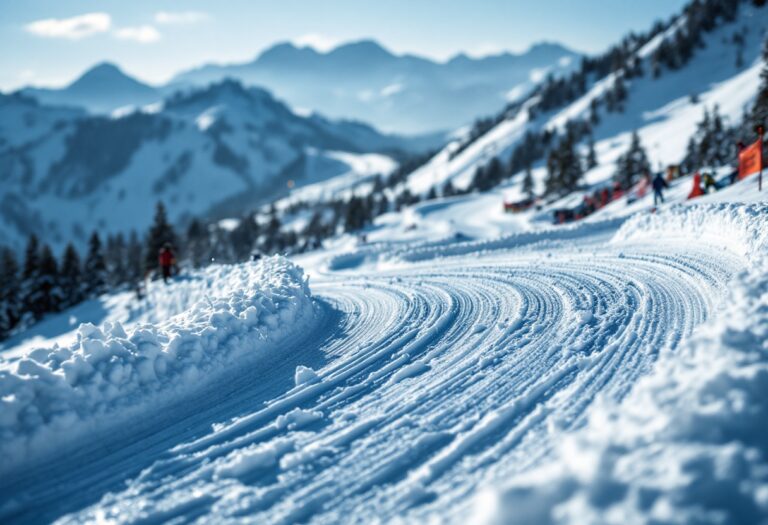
158 243 176 284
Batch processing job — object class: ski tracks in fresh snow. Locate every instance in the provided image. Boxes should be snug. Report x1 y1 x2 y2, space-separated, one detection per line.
12 233 741 525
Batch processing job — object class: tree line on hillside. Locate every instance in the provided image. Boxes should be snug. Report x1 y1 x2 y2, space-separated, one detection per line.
451 0 753 171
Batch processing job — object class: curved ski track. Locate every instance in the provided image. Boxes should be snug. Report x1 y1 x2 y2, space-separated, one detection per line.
2 238 743 524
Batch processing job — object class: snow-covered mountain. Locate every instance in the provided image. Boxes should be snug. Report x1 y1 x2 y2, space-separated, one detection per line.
170 40 581 133
0 80 435 251
19 63 161 114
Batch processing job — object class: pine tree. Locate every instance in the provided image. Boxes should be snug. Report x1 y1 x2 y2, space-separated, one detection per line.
752 37 768 133
484 157 505 188
21 234 40 321
230 214 260 262
344 197 367 232
186 220 210 268
586 135 598 169
442 180 456 198
22 234 39 280
614 130 651 189
126 231 145 284
263 211 282 253
522 164 535 198
59 243 84 308
84 232 108 297
36 244 62 316
145 202 177 272
589 99 601 126
0 248 21 339
545 134 583 196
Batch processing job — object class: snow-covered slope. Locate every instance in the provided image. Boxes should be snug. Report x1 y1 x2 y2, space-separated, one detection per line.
1 174 764 524
406 2 768 201
0 80 432 251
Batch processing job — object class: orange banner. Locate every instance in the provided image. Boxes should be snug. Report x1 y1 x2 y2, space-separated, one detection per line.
739 139 763 180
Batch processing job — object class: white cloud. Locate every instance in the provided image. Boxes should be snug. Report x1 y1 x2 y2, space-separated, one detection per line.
292 33 340 52
25 12 111 40
154 11 209 25
380 83 404 97
114 25 161 44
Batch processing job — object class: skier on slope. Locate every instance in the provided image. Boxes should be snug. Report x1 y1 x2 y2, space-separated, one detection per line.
158 243 177 284
652 171 669 206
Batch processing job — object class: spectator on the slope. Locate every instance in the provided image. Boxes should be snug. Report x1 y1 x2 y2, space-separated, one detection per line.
612 181 624 201
652 172 669 206
158 243 176 284
600 188 610 208
703 172 718 193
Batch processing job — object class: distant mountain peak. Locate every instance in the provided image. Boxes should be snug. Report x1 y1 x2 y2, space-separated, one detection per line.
67 61 152 93
525 41 579 56
257 42 320 64
330 39 391 56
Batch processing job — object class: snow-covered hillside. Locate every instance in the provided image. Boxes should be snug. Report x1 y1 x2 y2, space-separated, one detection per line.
406 1 768 202
0 81 434 251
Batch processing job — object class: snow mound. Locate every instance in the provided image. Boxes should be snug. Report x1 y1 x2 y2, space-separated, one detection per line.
294 365 320 386
613 202 768 261
0 257 315 470
472 203 768 524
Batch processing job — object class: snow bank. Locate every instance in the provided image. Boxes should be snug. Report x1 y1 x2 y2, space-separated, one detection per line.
612 202 768 262
472 203 768 524
0 257 315 470
398 216 626 263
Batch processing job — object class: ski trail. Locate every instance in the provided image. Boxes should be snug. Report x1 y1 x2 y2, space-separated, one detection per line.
1 236 745 524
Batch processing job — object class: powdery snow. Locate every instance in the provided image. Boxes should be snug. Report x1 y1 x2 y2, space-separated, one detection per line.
472 202 768 525
0 257 315 471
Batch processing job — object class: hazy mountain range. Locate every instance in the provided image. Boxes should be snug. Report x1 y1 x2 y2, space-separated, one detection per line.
18 39 581 134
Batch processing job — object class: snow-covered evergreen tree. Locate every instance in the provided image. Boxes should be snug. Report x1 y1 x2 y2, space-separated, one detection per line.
545 134 583 196
522 164 535 197
21 235 40 322
751 37 768 141
84 232 108 297
586 135 598 169
60 243 84 308
614 130 651 189
35 244 63 316
0 248 21 339
682 105 736 173
230 214 260 261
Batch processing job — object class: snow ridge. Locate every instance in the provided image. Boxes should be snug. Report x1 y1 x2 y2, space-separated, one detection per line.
0 257 315 470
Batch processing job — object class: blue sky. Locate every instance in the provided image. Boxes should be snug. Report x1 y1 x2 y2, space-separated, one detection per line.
0 0 689 90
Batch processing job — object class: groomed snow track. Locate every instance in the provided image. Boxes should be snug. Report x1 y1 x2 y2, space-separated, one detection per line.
1 223 749 524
